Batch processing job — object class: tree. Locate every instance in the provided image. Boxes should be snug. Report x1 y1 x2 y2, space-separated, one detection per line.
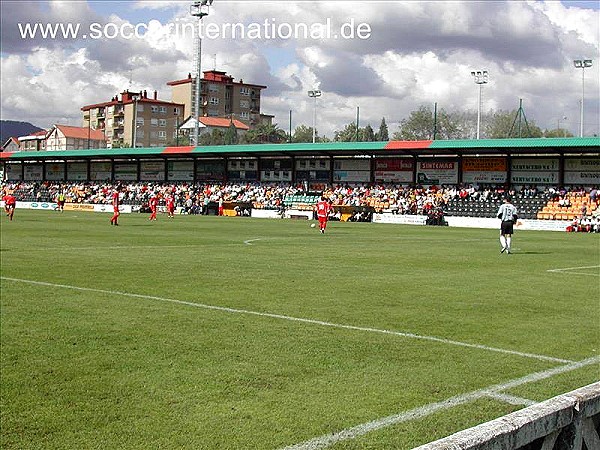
543 128 574 138
224 122 239 145
376 117 389 141
243 122 287 144
362 124 376 142
484 109 543 139
333 122 359 142
392 105 463 140
292 125 317 143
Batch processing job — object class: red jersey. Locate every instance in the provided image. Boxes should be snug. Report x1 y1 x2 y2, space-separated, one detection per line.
111 192 120 212
4 195 16 206
149 196 158 210
165 196 174 210
316 200 331 218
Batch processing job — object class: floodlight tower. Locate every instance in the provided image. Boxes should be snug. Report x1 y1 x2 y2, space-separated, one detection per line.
307 89 322 143
190 0 213 146
573 59 592 137
471 70 488 140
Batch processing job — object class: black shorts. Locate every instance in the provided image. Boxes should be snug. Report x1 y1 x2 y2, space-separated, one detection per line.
501 220 514 235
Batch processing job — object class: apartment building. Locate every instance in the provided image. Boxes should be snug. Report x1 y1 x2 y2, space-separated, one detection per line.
82 90 185 148
167 70 272 128
45 124 106 151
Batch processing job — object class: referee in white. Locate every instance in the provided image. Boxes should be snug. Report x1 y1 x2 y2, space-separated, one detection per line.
497 196 519 254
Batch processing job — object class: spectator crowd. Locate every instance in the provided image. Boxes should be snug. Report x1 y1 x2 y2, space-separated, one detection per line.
1 180 598 230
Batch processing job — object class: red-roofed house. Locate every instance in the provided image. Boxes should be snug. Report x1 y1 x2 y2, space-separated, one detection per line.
179 116 250 139
18 130 48 151
2 137 20 152
45 124 107 151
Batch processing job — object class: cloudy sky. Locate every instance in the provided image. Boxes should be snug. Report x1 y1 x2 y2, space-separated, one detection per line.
1 0 598 139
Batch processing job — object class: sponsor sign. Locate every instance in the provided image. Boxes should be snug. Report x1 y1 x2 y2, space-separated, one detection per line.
462 157 507 172
374 158 414 171
462 171 507 183
64 203 95 211
140 161 165 181
333 170 371 182
374 171 414 183
67 162 87 180
167 161 194 180
511 158 559 171
296 159 330 170
564 171 600 184
45 163 65 181
372 214 427 225
333 159 370 171
510 171 559 184
114 163 138 181
24 164 43 181
90 162 112 181
564 158 600 172
416 161 458 185
5 163 23 180
261 170 292 182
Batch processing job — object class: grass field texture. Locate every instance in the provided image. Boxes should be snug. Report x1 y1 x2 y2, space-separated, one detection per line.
1 210 599 449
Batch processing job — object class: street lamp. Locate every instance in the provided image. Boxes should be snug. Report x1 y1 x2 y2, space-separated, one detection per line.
190 0 213 146
471 70 488 140
307 89 321 143
573 59 592 137
557 115 567 137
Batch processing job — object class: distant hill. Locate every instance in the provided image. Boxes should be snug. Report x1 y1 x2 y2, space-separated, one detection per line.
1 120 44 145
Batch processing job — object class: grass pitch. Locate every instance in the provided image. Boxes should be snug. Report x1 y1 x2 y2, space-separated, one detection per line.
1 210 599 449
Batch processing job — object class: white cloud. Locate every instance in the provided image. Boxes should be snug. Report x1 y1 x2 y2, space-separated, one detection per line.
1 0 598 137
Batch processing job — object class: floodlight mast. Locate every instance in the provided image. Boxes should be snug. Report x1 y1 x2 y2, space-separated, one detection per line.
471 70 488 140
573 59 593 137
190 0 213 146
307 89 322 144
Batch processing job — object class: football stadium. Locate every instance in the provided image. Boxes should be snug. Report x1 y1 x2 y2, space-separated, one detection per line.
1 138 599 449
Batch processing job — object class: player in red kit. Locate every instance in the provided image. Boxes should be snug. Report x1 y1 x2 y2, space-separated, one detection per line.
315 195 333 234
110 190 120 226
4 193 16 221
149 193 158 221
166 194 175 218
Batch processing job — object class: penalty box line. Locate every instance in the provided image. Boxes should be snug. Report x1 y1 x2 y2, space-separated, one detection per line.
281 355 600 450
1 276 572 364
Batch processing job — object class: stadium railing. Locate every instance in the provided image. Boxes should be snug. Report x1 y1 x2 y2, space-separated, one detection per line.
413 382 600 450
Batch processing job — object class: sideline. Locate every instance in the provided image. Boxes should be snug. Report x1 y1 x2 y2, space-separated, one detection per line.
547 265 600 277
1 276 572 364
281 356 600 450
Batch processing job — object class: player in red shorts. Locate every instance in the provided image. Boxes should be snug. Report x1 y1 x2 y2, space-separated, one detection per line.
315 195 333 234
166 194 175 218
4 193 16 221
110 189 120 226
149 193 159 221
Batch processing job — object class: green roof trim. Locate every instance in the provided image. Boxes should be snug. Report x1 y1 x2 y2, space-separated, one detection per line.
429 137 600 149
1 137 598 161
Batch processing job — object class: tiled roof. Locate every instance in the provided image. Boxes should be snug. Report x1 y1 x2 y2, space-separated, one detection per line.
199 117 250 130
55 125 106 140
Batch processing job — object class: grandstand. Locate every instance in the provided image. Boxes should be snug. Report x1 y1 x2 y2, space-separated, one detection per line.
1 137 599 225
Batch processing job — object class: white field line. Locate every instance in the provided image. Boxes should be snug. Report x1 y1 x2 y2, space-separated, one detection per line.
484 392 537 407
547 265 600 277
19 245 204 251
281 356 600 450
244 238 263 245
0 277 572 364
